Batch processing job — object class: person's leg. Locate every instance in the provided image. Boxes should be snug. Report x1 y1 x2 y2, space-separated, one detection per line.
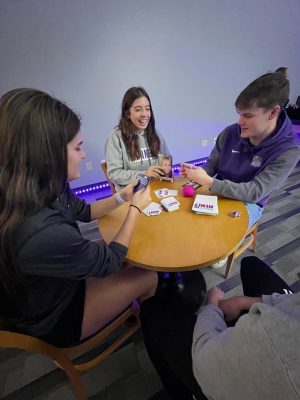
80 266 157 339
157 270 206 314
245 203 264 228
140 296 208 400
241 256 293 296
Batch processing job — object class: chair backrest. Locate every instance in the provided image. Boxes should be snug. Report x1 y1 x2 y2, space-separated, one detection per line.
0 305 140 400
100 160 116 194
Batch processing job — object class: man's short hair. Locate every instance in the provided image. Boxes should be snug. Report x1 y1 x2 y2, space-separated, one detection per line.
235 72 290 110
275 66 288 75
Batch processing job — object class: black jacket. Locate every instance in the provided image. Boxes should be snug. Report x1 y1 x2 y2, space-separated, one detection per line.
8 189 127 337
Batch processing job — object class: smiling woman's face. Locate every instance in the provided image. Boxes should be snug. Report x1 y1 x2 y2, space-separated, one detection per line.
128 96 151 131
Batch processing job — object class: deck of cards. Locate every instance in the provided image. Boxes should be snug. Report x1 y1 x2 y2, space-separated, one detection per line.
160 196 180 212
192 194 219 215
142 202 163 216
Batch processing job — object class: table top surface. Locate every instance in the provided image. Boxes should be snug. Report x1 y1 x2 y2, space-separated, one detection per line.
98 178 248 271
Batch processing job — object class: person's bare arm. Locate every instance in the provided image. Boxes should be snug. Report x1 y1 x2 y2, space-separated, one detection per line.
111 186 151 247
90 180 137 220
218 296 261 321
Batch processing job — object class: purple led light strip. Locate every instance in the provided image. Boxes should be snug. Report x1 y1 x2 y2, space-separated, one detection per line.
73 157 208 195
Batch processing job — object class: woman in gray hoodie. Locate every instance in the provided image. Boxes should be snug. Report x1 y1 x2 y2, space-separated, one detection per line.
105 87 170 189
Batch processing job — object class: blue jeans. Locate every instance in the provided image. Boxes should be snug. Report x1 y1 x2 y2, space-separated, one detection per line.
245 203 264 228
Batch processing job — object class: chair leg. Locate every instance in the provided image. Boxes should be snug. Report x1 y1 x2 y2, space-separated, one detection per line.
225 223 258 278
252 225 258 253
225 252 235 279
54 354 87 400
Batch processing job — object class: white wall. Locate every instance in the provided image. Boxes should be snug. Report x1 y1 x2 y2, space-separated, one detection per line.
1 0 300 187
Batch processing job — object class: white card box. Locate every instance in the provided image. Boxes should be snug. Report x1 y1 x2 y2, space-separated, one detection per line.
142 202 163 216
192 194 219 215
160 196 180 212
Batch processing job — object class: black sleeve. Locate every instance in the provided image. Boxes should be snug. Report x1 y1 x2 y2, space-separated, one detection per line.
18 220 128 279
68 190 91 222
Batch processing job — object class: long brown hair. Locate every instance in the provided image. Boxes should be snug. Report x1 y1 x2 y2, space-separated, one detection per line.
118 87 161 160
0 88 80 314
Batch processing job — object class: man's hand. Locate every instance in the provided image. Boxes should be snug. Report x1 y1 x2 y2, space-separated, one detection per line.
206 287 224 306
219 296 261 321
218 297 244 321
180 164 213 186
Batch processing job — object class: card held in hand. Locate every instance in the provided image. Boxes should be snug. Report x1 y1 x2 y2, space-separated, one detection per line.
158 154 174 182
133 174 150 193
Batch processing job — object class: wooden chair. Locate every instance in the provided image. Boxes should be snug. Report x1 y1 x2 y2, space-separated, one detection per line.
100 160 116 194
224 222 258 278
0 305 140 400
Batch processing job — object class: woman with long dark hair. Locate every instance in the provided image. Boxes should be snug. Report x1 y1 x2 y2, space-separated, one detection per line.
0 88 157 346
105 87 170 189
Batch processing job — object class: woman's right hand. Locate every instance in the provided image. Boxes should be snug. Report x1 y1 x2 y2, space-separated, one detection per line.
131 185 151 211
145 166 165 179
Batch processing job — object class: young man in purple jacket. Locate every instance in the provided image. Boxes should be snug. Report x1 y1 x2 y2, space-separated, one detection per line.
182 72 300 228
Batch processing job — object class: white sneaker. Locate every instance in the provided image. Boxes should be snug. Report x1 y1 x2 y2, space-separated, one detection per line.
211 257 228 269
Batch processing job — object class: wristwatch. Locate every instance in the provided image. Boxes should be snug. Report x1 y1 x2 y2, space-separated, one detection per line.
114 192 126 205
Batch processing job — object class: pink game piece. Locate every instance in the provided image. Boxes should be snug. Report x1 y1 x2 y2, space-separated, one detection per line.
182 185 195 197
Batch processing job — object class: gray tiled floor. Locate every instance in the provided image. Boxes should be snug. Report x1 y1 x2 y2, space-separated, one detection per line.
1 163 300 400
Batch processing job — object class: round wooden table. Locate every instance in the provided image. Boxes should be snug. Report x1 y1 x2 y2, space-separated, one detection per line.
98 178 248 271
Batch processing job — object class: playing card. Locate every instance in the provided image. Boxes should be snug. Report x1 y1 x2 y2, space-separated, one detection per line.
142 202 163 216
154 189 178 199
133 174 150 193
182 180 201 190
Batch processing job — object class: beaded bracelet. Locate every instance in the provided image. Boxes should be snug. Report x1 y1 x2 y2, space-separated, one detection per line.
130 204 142 214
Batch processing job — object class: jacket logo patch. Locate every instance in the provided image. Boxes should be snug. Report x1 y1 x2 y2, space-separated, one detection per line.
130 147 153 164
231 149 240 153
251 156 262 168
141 147 152 160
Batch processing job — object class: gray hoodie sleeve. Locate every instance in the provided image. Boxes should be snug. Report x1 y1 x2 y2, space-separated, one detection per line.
262 292 295 306
204 130 300 203
192 295 300 400
210 147 300 203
